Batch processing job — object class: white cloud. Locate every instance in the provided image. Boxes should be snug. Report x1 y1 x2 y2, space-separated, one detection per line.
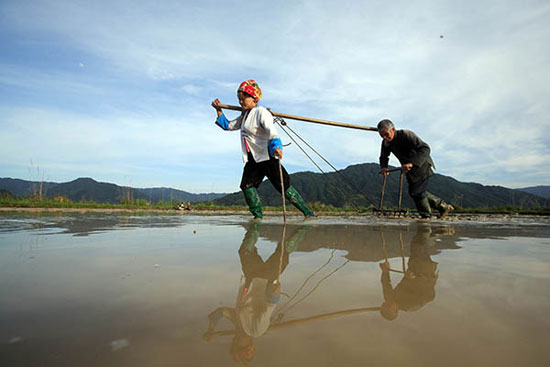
0 106 243 190
1 0 549 191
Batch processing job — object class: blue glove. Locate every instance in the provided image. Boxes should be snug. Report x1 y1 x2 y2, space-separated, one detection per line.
215 113 230 130
268 137 282 155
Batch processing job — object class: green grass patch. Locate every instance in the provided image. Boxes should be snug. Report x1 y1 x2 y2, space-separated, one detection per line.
1 196 549 216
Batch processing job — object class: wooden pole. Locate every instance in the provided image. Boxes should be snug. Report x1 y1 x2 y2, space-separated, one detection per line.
400 232 406 274
278 159 287 224
203 306 381 338
216 103 378 132
398 170 404 212
381 230 404 274
277 224 286 281
268 307 381 330
379 174 387 210
380 230 388 260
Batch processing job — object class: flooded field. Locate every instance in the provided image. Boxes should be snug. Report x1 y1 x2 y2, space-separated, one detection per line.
1 213 549 366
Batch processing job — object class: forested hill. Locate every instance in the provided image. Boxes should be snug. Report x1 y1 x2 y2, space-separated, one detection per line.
213 163 549 209
0 177 226 204
2 167 548 209
517 185 550 198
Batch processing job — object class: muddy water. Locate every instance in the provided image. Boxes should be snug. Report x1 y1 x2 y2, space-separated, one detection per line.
1 214 549 366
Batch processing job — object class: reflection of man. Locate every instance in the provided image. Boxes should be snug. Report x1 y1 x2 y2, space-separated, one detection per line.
379 226 440 320
204 223 306 365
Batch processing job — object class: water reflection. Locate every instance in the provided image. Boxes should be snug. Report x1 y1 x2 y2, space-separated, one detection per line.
203 223 308 364
1 214 549 366
379 227 446 320
0 213 192 236
256 223 460 262
203 222 457 364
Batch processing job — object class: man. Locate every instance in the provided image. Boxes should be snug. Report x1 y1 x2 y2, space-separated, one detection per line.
377 119 453 219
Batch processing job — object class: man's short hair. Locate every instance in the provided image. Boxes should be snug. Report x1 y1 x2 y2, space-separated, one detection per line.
377 119 394 132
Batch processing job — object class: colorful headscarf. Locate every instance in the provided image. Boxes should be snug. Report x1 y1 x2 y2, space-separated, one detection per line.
238 79 262 102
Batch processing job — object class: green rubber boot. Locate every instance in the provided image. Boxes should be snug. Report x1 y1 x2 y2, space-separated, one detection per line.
240 222 261 252
285 227 309 253
414 196 432 219
285 186 315 217
243 187 263 219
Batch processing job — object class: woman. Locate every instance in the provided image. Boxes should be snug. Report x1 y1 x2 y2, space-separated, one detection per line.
212 79 314 219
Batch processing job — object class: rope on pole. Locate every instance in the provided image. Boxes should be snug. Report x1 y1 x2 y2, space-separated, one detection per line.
279 120 376 208
275 249 336 319
217 103 379 210
275 258 350 319
274 119 362 210
274 117 376 210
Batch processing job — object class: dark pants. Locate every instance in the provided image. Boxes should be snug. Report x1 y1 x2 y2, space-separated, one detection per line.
240 153 290 193
407 175 443 218
239 243 289 282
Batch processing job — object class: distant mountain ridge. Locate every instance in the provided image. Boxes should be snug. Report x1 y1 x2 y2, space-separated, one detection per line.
2 165 548 208
517 185 550 198
0 177 226 204
213 163 550 209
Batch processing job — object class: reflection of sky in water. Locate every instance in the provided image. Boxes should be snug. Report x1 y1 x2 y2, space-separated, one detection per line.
0 214 549 366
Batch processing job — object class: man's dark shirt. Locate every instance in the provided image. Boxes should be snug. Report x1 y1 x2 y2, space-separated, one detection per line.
380 228 438 312
379 129 435 184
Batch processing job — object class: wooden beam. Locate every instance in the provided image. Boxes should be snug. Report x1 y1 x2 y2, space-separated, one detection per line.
216 103 378 132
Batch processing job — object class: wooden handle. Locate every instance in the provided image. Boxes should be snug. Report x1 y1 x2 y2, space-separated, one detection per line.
215 103 378 132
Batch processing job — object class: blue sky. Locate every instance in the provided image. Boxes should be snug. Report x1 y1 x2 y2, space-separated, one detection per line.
1 0 549 193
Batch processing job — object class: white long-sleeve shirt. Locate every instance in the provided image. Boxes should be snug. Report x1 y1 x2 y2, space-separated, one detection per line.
236 277 277 337
216 106 280 163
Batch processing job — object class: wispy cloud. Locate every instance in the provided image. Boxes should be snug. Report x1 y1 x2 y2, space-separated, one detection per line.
1 0 549 191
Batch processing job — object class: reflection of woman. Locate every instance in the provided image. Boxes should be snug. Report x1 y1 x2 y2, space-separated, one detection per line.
211 79 314 219
379 227 439 320
204 223 295 365
205 224 394 364
236 230 288 337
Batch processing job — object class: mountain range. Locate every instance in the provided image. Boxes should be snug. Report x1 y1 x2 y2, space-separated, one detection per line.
213 163 549 209
0 177 226 204
1 163 549 208
516 185 550 198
